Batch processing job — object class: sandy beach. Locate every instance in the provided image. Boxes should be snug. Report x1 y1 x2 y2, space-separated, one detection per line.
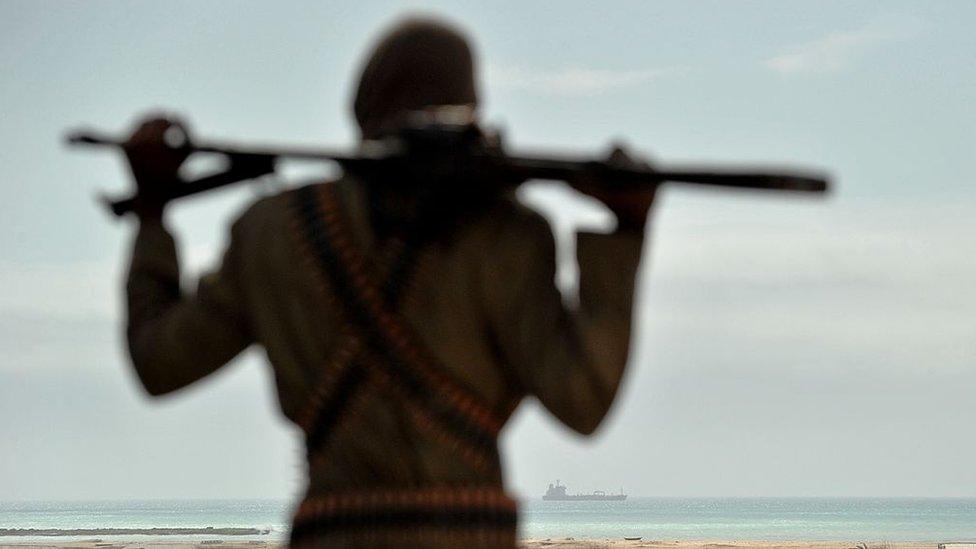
0 540 948 549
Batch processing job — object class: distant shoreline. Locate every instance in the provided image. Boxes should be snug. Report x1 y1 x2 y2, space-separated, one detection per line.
0 528 268 537
0 539 957 549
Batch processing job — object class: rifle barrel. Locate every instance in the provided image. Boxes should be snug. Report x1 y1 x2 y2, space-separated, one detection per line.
495 155 828 193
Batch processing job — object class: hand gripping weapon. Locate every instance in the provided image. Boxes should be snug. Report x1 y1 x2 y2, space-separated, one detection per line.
66 115 830 217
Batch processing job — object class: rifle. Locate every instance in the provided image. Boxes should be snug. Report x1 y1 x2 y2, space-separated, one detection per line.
66 117 830 217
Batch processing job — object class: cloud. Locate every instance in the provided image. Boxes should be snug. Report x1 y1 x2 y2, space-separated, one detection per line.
0 259 120 321
639 195 976 374
764 16 922 74
0 243 224 323
488 64 671 95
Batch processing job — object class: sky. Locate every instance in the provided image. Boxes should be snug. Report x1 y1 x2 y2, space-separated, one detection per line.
1 1 975 502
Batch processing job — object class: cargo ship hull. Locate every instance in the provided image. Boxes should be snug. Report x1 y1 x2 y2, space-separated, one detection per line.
542 494 627 501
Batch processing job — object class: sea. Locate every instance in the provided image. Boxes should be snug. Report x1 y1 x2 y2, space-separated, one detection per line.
2 498 976 542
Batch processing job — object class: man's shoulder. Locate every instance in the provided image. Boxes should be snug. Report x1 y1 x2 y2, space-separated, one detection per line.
481 194 554 247
230 180 339 234
228 181 554 251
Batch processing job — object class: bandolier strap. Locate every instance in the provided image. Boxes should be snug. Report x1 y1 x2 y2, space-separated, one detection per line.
288 184 517 545
291 183 505 470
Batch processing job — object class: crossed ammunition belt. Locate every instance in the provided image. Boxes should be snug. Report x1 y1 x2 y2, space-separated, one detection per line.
288 184 516 544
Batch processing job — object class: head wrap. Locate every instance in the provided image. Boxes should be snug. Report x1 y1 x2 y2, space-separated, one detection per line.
353 17 478 139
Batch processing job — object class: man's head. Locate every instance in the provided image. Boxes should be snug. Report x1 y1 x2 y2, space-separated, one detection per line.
353 17 478 140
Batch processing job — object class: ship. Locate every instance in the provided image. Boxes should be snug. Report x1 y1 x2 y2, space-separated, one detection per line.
542 480 627 501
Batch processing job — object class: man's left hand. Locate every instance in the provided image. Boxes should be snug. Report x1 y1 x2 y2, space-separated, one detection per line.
571 145 657 232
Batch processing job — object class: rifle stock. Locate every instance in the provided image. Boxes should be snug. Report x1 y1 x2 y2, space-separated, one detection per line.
66 124 830 217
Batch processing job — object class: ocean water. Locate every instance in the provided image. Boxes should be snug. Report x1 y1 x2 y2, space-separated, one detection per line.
2 498 976 542
519 498 976 541
0 499 291 542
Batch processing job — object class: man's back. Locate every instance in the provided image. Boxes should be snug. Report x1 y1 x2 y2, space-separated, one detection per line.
125 176 644 546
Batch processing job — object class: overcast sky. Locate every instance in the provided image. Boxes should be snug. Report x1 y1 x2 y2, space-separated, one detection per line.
1 0 975 502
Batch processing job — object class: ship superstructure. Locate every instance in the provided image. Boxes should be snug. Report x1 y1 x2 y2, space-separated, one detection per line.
542 480 627 501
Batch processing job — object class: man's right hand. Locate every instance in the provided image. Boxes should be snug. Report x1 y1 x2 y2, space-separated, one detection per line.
122 114 192 218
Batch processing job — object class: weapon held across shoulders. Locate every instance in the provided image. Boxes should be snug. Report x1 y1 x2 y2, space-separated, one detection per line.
66 129 830 217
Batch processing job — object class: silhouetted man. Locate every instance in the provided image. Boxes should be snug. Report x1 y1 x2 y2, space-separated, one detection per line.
123 17 654 548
